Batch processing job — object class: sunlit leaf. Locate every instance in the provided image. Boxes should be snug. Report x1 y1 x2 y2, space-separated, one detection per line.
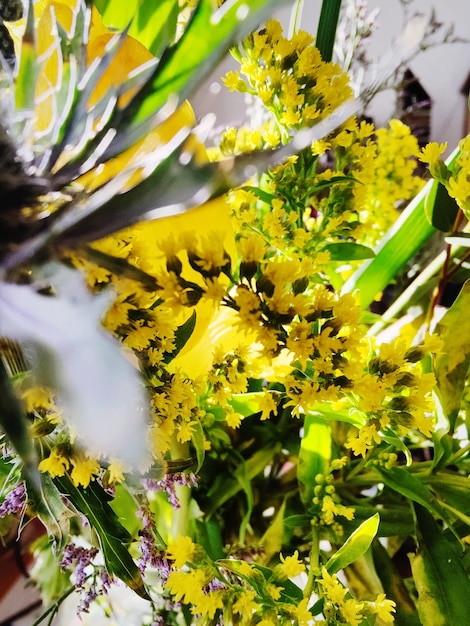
433 280 470 432
343 147 460 308
261 498 287 561
298 414 331 509
326 513 379 574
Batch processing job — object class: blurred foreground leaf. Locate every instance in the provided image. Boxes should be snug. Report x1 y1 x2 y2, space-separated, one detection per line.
410 504 470 626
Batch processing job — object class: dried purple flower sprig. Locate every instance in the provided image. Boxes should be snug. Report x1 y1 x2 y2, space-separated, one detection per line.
142 472 199 510
59 542 113 615
0 481 26 518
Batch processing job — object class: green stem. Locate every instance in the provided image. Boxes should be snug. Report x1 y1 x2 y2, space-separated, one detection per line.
316 0 342 62
304 523 320 599
368 248 447 336
31 583 78 626
446 442 470 466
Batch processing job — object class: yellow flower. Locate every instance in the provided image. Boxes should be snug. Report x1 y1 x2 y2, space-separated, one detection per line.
39 449 70 478
370 593 396 623
419 141 448 165
107 459 125 483
341 598 365 626
166 535 196 568
21 386 54 412
232 590 258 619
256 390 278 421
225 409 244 429
191 590 224 619
70 456 100 488
276 550 305 579
292 597 314 625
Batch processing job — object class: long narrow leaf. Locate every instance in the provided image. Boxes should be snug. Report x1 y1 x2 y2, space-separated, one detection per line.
2 98 357 271
120 0 290 125
315 0 342 62
55 474 149 599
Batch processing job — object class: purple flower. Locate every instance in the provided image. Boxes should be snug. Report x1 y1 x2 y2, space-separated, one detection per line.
59 543 99 588
0 482 26 518
142 473 198 509
137 504 171 581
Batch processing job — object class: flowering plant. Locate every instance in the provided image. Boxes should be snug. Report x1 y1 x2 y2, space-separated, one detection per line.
2 1 470 625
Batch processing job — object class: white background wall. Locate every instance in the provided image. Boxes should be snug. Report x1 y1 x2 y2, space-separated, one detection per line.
192 0 470 153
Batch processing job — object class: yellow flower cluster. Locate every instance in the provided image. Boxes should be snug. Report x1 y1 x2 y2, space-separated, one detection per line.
223 19 352 137
225 116 423 270
346 336 437 457
165 537 314 624
216 18 354 157
318 568 396 625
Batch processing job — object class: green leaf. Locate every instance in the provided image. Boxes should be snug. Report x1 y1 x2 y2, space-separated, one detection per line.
126 0 290 124
241 186 278 206
130 0 180 58
190 417 205 473
261 498 287 561
14 1 38 112
55 475 149 599
382 430 412 466
326 513 379 574
166 311 197 361
283 514 311 529
342 503 414 538
207 443 281 515
374 466 456 533
315 0 342 62
425 179 460 232
343 147 461 308
96 0 180 58
195 518 225 561
0 359 40 491
433 280 470 432
322 242 375 262
108 484 141 537
410 504 470 626
298 414 332 509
